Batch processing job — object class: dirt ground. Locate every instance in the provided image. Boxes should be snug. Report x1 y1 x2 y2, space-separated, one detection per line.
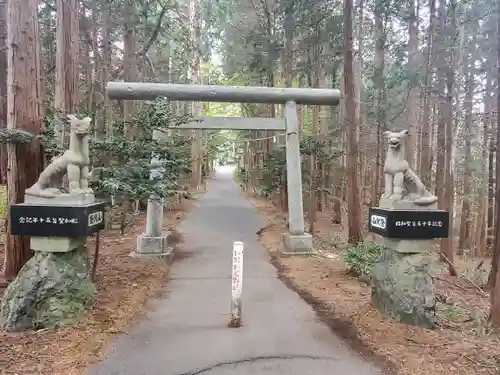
248 193 500 375
0 198 195 375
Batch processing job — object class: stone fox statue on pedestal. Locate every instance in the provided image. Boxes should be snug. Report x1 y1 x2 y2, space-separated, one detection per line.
381 130 437 206
25 115 93 198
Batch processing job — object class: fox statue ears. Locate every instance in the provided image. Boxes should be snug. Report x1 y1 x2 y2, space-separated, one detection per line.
67 114 92 126
400 129 409 136
383 129 409 138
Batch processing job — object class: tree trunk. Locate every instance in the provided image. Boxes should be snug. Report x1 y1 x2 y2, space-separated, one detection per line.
488 109 496 244
309 104 318 233
435 0 457 276
89 0 100 137
3 0 43 280
0 0 7 185
123 0 138 139
344 0 363 244
307 30 320 232
458 34 475 254
371 0 386 206
476 70 495 255
488 6 500 325
102 0 112 136
419 0 436 185
188 0 203 191
405 0 419 169
55 0 79 145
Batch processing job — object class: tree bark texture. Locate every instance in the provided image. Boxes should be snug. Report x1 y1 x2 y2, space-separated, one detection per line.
55 0 79 145
343 0 363 244
0 0 7 184
3 0 43 279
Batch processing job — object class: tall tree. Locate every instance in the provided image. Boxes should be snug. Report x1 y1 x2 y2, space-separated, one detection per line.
435 0 457 276
189 0 203 191
101 0 113 136
458 29 476 254
123 0 138 139
54 0 79 144
371 0 387 205
0 0 7 185
489 0 500 325
405 0 419 168
3 0 43 279
344 0 363 244
418 0 436 184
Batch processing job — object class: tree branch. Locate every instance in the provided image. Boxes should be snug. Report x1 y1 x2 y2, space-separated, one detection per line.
144 54 159 82
139 4 168 56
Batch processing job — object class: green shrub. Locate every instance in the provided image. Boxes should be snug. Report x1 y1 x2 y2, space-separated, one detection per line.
344 241 383 280
234 167 248 183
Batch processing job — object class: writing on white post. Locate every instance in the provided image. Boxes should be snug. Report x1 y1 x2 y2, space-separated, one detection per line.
229 241 244 327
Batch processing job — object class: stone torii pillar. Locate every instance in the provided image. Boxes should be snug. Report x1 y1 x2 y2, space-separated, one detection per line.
107 82 340 254
282 100 310 252
134 130 170 258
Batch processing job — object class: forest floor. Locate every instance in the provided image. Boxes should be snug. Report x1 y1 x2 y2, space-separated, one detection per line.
0 197 196 375
246 191 500 375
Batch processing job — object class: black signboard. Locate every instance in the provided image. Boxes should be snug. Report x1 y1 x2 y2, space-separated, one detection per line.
10 201 106 237
368 207 449 239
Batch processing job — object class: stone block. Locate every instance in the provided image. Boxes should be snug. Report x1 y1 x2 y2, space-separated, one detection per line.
31 237 86 252
371 247 436 329
136 233 168 254
281 232 313 255
378 198 437 210
132 233 173 262
380 237 434 254
25 193 95 206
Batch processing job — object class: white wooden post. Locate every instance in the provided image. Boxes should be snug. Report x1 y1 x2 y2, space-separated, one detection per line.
229 241 244 327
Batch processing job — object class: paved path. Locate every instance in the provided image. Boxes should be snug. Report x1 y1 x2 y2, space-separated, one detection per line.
90 166 382 375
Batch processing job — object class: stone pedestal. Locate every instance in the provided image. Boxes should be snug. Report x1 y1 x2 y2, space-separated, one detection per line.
378 198 438 210
132 233 173 262
371 247 436 328
379 237 434 254
31 237 86 252
369 199 439 329
25 193 95 205
282 232 313 255
0 244 95 331
1 193 101 331
131 196 173 261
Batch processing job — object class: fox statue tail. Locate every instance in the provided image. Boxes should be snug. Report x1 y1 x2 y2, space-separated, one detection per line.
404 169 438 206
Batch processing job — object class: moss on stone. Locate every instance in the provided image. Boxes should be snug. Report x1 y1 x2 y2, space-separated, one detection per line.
371 247 436 329
0 245 95 331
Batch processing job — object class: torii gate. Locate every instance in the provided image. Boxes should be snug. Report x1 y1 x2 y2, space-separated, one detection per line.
107 82 340 254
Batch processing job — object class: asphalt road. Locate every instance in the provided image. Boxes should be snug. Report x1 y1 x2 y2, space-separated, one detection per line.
89 166 382 375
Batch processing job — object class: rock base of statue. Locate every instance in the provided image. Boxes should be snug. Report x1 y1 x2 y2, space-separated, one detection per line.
371 246 436 328
0 193 101 331
369 198 439 329
0 244 95 331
